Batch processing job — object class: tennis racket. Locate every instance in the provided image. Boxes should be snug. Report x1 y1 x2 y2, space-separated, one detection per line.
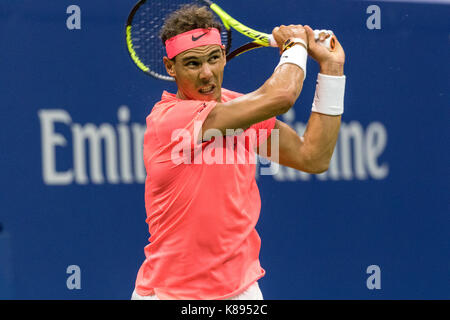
126 0 337 81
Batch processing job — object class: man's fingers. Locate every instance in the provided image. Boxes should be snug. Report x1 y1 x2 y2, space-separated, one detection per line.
332 35 342 50
304 25 316 49
320 33 330 42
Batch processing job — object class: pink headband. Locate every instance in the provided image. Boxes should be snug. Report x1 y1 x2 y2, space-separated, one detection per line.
165 28 223 59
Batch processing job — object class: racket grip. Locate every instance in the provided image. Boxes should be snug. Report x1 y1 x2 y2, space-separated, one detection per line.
268 34 278 47
268 29 336 51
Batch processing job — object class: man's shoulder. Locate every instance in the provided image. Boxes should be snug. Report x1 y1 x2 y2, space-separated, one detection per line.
147 92 182 121
148 88 243 121
152 88 243 108
221 88 244 101
153 91 178 109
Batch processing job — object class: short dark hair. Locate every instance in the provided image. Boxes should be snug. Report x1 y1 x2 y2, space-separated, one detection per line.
160 4 222 46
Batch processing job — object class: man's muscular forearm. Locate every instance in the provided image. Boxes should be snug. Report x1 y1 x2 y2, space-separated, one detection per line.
300 61 344 171
299 26 346 172
300 112 341 172
262 27 346 174
320 61 344 77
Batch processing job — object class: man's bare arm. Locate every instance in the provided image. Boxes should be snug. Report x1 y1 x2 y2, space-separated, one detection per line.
258 26 346 174
202 64 303 137
202 25 307 139
259 117 340 174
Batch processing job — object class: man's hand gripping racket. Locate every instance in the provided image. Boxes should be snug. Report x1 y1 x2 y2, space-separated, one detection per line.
268 28 336 52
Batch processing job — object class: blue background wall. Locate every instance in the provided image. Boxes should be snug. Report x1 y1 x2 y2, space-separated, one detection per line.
0 0 448 299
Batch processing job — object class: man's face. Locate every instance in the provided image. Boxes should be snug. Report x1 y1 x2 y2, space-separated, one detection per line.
164 45 226 102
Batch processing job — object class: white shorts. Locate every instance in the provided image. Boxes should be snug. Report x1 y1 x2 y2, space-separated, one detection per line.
131 281 263 300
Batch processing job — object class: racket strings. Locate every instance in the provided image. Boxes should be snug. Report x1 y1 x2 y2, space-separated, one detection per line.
128 0 230 80
131 2 173 78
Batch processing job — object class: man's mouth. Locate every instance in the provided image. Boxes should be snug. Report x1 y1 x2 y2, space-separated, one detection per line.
198 84 216 94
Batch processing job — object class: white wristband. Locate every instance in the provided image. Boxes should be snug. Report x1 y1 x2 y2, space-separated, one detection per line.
284 37 308 50
311 73 346 115
275 44 307 79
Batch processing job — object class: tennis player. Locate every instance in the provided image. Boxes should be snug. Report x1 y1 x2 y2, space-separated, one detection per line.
132 5 346 300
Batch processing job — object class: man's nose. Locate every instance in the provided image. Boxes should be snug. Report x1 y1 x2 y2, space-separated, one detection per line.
199 63 213 80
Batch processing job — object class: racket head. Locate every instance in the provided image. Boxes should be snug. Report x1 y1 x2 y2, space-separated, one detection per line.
125 0 231 81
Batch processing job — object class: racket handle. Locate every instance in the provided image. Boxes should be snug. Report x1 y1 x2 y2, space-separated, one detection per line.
268 34 278 47
268 29 336 51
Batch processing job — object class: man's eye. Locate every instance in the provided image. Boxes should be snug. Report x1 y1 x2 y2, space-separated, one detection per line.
186 61 199 67
209 55 220 62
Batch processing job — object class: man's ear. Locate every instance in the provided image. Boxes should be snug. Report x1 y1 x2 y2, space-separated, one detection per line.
163 56 176 77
